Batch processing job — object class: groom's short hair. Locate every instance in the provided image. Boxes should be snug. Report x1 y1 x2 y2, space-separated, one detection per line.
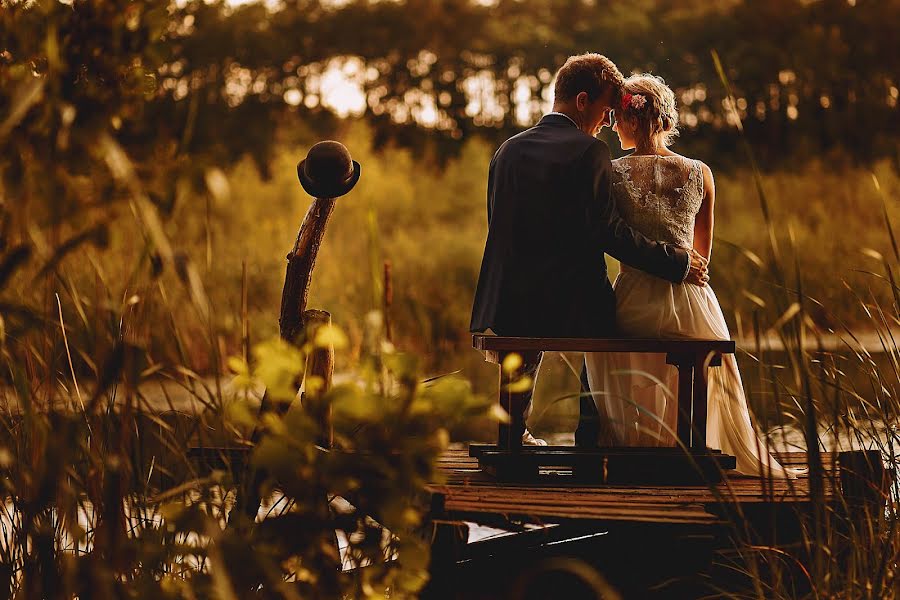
554 53 624 102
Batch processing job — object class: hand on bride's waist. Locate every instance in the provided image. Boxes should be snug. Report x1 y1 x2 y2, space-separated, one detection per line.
683 248 709 287
620 248 709 287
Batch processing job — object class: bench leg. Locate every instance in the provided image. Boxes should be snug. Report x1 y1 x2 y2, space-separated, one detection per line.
498 365 525 453
668 352 721 451
691 355 709 450
498 367 512 451
674 361 694 448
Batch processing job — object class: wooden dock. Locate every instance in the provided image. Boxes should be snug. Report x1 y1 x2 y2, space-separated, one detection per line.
430 447 828 528
422 446 859 599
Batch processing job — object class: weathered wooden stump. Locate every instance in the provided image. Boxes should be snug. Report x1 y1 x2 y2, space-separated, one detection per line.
230 141 360 525
301 309 335 448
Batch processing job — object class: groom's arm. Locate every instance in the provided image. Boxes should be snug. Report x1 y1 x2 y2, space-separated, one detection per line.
582 140 690 283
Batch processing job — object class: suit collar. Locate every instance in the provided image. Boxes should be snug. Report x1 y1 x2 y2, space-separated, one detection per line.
540 112 579 128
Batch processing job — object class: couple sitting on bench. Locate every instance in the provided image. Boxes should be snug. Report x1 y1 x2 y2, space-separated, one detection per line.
469 55 797 479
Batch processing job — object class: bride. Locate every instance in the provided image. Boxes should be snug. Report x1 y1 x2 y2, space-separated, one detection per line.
585 74 799 478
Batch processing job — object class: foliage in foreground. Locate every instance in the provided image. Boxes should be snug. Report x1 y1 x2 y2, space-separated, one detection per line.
0 309 491 598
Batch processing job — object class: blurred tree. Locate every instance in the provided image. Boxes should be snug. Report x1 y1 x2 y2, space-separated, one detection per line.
5 0 897 209
147 0 900 168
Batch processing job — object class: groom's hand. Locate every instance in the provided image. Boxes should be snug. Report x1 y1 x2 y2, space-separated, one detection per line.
684 249 709 287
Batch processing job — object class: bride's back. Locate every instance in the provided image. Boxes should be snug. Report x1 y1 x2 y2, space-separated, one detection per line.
612 154 704 249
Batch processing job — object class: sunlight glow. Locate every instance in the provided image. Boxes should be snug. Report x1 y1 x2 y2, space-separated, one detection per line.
317 57 367 118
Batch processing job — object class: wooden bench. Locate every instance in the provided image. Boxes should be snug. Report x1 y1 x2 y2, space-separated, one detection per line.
472 334 738 483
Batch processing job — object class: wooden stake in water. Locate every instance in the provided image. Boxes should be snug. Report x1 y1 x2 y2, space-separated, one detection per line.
277 197 336 342
233 141 359 527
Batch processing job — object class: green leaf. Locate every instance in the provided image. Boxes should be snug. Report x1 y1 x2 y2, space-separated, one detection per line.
504 375 533 394
502 352 522 374
314 323 349 350
253 338 305 403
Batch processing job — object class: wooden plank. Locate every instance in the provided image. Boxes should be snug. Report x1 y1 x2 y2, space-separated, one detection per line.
468 444 730 456
430 482 833 506
442 448 834 474
473 334 735 355
431 471 835 493
428 479 835 529
460 485 832 505
475 449 735 483
429 447 839 528
434 492 714 512
438 500 719 526
431 476 829 497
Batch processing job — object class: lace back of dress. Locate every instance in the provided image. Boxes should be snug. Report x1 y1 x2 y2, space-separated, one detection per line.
611 155 704 248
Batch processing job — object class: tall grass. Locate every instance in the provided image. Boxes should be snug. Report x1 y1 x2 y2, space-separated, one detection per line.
689 51 900 600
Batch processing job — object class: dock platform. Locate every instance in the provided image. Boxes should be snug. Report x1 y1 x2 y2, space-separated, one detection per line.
429 447 829 529
422 446 865 599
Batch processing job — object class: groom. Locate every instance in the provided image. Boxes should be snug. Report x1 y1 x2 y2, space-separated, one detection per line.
470 53 709 446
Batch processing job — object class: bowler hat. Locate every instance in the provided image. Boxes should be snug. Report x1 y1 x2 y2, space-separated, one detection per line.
296 141 361 198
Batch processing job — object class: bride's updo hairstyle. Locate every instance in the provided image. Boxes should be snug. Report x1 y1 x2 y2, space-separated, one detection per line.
619 74 679 147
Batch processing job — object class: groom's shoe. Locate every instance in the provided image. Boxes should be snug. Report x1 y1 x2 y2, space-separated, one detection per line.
522 428 547 446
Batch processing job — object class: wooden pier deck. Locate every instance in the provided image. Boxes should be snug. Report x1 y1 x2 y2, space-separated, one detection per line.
422 446 857 598
429 446 829 529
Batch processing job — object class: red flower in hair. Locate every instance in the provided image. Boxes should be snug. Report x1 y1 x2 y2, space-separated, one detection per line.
621 93 633 111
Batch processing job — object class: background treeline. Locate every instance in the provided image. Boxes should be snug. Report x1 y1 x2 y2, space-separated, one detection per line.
120 0 900 168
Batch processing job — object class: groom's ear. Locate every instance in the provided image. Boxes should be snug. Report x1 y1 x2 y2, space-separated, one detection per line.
575 91 589 110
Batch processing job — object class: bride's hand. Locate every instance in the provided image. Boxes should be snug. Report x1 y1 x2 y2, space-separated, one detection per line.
685 249 709 287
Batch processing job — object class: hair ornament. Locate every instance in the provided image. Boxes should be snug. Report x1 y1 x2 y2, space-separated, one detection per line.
622 93 647 111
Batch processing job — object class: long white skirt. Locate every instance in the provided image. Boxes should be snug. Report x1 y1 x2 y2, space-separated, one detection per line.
584 266 799 478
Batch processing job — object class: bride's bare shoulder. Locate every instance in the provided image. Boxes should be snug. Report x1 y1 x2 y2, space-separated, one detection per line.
685 157 715 196
671 153 714 180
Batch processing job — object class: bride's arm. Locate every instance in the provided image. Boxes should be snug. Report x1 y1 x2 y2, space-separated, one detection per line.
693 162 715 260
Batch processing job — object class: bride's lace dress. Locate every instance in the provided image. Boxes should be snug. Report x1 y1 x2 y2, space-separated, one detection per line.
585 154 798 478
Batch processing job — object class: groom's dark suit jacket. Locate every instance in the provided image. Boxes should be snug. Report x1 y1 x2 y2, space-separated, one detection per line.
470 114 690 338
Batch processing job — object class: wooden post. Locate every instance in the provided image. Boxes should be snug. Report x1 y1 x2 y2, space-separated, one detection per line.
235 196 337 444
667 353 694 449
423 521 469 599
690 353 710 450
301 309 335 448
247 198 336 448
839 450 888 524
498 352 514 451
667 351 720 451
230 141 358 562
233 198 338 524
278 198 337 343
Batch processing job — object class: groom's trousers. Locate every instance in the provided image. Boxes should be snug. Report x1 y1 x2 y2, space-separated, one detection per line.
574 359 600 447
515 354 599 447
518 353 542 423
